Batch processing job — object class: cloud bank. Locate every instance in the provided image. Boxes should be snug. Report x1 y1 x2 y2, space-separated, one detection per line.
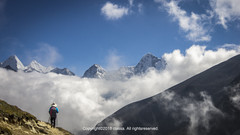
0 45 239 134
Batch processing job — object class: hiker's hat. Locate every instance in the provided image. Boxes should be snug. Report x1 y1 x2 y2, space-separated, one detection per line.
51 102 57 107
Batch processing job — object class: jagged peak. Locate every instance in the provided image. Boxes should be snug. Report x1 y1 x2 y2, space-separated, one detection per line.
134 53 166 74
88 64 105 71
29 60 43 67
83 64 106 78
25 60 53 73
8 55 22 62
141 53 159 60
30 60 39 64
1 55 25 71
143 53 155 57
91 64 102 68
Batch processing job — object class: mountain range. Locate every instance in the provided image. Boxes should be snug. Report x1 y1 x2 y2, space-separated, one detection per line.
0 55 75 76
0 53 166 78
83 53 167 79
89 54 240 135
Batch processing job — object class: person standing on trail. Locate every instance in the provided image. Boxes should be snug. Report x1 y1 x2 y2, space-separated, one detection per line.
49 102 59 128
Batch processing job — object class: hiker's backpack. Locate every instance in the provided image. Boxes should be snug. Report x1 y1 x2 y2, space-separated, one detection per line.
50 107 57 118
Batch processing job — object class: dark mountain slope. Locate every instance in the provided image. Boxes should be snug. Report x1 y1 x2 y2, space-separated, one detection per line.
89 54 240 135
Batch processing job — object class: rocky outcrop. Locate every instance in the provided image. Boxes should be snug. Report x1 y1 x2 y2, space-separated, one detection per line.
0 99 72 135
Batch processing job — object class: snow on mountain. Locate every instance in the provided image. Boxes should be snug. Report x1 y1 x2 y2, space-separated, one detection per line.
1 53 166 77
50 68 75 76
83 64 106 79
1 55 25 71
134 53 166 74
82 53 167 79
0 56 75 76
24 60 53 73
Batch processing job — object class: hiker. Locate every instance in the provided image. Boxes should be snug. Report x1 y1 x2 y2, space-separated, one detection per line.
49 102 59 128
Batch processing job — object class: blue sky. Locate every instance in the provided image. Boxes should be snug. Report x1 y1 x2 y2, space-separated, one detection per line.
0 0 239 75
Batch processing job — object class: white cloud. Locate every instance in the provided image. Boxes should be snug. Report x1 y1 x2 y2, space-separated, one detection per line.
101 1 144 20
160 0 212 42
0 45 239 134
105 50 125 71
163 45 238 81
27 43 62 66
210 0 240 29
225 83 240 110
183 92 223 135
101 2 129 20
155 0 240 40
156 91 223 135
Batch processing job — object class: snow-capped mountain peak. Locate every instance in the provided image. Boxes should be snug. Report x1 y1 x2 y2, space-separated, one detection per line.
83 64 106 78
24 60 53 73
134 53 166 74
1 55 25 71
29 60 45 70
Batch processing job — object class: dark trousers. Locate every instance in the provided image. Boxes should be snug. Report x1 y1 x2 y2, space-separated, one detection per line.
50 117 56 127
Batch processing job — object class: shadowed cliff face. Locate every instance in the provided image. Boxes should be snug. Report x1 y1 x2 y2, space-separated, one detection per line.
0 99 72 135
89 55 240 135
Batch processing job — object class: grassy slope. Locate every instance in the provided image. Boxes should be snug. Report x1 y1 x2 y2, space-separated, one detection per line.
0 99 72 135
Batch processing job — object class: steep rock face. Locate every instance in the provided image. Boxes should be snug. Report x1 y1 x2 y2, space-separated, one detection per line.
134 53 166 74
89 54 240 135
83 64 106 79
24 60 53 73
50 68 75 76
1 55 25 71
0 99 72 135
